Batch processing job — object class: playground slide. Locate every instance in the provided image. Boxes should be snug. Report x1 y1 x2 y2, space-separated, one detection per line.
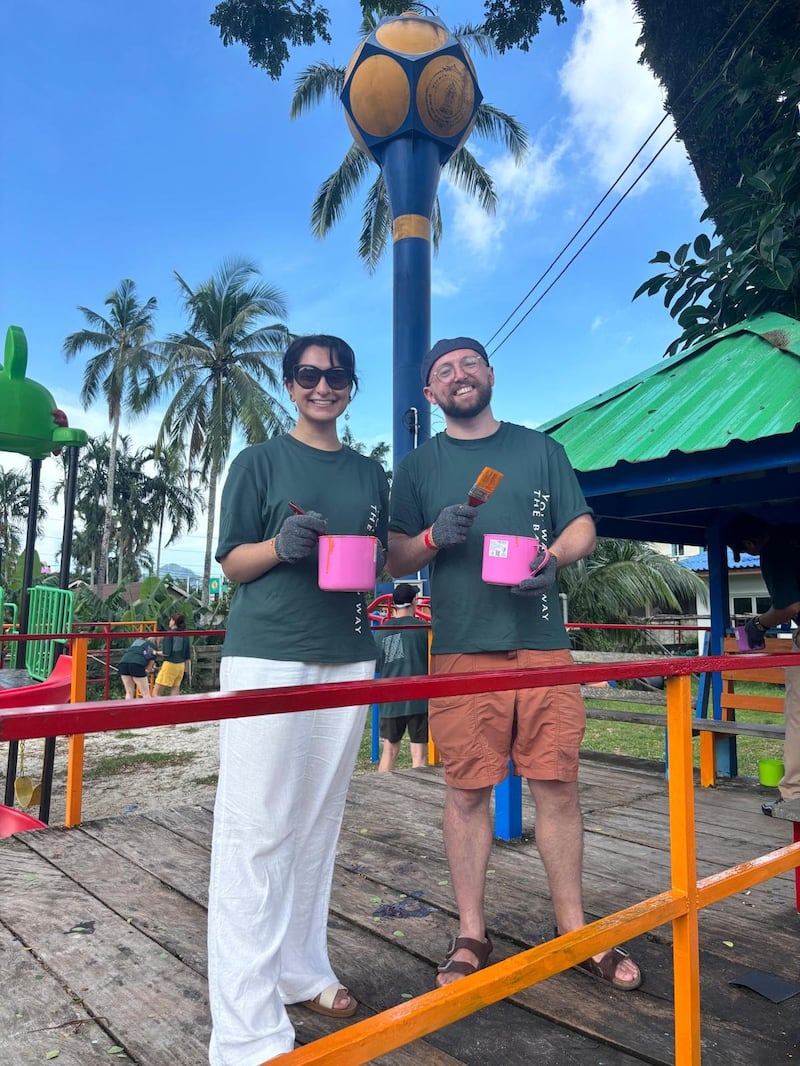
0 654 72 710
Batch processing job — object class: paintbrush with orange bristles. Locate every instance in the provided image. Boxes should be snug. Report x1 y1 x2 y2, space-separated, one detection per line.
466 467 503 507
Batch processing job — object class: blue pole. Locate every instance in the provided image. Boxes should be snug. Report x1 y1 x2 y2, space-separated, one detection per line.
381 136 441 464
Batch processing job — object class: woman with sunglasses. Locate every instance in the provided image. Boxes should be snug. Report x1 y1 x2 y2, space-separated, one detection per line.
208 334 389 1065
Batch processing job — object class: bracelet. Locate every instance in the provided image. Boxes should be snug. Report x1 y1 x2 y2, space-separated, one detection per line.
753 617 767 632
271 537 285 563
423 527 439 551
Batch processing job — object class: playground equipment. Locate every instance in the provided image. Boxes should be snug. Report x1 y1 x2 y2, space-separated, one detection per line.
0 324 88 822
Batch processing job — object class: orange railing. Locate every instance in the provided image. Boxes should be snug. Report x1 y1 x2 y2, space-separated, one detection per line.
1 649 798 1065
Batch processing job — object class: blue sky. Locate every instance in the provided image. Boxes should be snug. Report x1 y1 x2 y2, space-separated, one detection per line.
1 0 705 577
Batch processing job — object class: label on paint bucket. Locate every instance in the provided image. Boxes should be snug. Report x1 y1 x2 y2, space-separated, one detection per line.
487 538 510 559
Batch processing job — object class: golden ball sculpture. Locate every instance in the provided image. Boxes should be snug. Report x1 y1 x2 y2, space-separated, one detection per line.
416 55 475 139
346 54 411 138
374 13 449 55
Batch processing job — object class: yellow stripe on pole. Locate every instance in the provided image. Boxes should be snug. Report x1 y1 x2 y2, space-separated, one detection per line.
393 214 430 241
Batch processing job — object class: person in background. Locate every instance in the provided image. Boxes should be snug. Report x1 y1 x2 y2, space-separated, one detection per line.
153 613 191 696
117 636 158 699
207 334 389 1065
376 582 429 771
725 512 800 818
387 336 641 992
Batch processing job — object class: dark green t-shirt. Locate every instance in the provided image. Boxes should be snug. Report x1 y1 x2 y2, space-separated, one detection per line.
216 434 389 662
760 523 800 611
119 638 157 668
162 634 191 664
389 422 592 654
376 616 430 718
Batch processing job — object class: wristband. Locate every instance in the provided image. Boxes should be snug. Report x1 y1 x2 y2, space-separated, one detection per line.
754 617 767 633
272 537 286 563
423 527 439 551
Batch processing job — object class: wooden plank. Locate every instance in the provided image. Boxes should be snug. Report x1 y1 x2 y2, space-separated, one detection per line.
0 835 211 1065
77 813 211 907
722 669 784 684
587 709 668 725
718 694 785 714
692 718 785 737
22 822 209 975
143 804 214 850
0 920 115 1064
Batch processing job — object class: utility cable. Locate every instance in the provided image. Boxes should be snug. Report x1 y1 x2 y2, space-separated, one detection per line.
486 0 780 357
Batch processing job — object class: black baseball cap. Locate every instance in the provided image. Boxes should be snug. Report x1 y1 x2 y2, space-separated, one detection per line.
421 337 490 386
392 582 419 606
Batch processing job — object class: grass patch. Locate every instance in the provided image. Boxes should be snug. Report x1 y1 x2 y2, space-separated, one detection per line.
114 731 137 739
193 773 219 787
86 750 196 779
181 725 201 735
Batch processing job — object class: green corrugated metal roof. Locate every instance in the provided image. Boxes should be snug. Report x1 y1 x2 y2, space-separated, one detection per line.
540 312 800 472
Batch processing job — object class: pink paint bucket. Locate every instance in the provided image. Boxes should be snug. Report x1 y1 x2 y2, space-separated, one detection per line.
735 625 765 652
318 535 379 592
481 534 539 587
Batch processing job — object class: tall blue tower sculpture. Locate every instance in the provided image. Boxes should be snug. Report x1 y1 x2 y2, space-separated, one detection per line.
340 12 482 464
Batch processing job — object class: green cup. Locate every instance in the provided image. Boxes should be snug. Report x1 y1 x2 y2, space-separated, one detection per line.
758 758 784 787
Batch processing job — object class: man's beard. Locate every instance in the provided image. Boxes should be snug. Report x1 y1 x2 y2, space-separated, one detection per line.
438 380 492 420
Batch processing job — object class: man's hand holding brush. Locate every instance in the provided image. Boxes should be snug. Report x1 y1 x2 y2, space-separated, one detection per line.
425 504 478 550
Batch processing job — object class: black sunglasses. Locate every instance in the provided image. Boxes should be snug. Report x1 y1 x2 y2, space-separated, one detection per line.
292 365 353 390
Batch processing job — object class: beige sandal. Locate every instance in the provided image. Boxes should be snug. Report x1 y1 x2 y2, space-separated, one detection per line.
301 982 358 1018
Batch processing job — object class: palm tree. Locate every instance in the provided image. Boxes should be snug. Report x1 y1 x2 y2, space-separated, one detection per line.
558 539 709 652
291 3 529 271
109 440 158 585
63 279 158 589
0 467 32 587
143 441 198 577
146 258 291 605
340 426 391 481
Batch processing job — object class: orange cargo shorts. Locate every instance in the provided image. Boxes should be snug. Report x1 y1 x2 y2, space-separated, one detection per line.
428 649 586 789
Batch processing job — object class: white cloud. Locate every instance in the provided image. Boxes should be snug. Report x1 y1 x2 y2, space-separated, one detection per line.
431 272 461 297
443 138 567 260
559 0 691 190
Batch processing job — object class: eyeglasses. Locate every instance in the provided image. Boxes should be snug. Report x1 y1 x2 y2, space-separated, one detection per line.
430 354 486 383
292 365 353 390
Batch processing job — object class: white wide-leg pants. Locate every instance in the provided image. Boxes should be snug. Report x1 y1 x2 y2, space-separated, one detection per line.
207 657 372 1066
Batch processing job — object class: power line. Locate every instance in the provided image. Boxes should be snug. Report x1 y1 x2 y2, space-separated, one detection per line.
486 0 777 358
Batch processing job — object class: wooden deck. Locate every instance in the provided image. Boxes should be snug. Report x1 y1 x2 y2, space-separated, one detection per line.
1 757 799 1066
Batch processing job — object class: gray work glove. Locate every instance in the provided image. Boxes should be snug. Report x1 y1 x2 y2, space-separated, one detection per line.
744 617 767 649
274 511 327 563
430 504 478 549
511 544 558 597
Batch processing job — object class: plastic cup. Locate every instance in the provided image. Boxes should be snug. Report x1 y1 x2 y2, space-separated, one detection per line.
758 758 784 787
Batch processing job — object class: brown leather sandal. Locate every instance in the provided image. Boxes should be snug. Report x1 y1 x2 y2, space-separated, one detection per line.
574 947 642 991
436 935 493 982
554 927 642 991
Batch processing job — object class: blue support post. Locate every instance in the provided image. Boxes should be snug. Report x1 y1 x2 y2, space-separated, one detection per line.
371 703 381 763
493 764 522 840
707 522 737 777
